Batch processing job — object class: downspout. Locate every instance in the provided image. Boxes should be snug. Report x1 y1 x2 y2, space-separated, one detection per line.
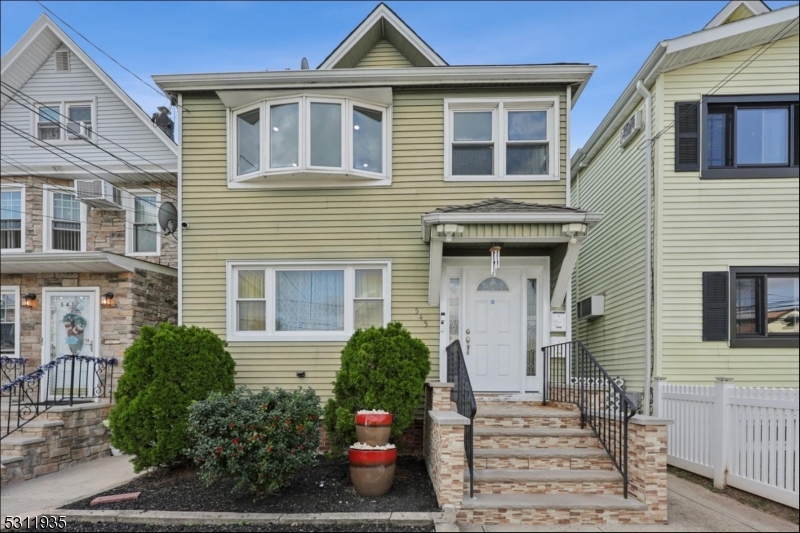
635 80 652 414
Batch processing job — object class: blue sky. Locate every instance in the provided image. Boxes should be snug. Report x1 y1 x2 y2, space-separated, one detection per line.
2 1 797 151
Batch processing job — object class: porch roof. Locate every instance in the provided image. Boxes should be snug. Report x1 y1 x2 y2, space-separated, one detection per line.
0 252 177 277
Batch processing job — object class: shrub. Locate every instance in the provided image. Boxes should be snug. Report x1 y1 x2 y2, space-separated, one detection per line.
324 322 430 454
186 387 322 493
109 323 236 472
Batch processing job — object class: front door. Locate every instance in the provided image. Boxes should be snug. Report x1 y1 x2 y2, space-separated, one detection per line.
42 289 99 400
463 268 522 391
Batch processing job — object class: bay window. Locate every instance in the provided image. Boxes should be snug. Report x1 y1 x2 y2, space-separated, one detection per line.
230 96 390 185
229 261 391 341
445 97 559 180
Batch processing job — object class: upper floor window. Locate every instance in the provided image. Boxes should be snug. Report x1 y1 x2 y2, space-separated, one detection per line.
730 266 799 348
700 94 799 179
444 97 559 181
1 187 23 252
44 190 86 252
35 100 96 142
125 191 160 256
230 96 390 186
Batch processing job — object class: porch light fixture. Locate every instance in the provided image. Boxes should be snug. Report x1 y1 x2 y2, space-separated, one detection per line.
562 223 588 244
435 224 464 242
21 293 37 308
100 292 115 307
490 244 501 277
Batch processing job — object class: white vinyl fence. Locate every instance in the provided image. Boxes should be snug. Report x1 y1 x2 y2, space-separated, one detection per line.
654 379 799 509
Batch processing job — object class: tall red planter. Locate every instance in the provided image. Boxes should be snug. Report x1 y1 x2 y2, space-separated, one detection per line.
350 411 396 497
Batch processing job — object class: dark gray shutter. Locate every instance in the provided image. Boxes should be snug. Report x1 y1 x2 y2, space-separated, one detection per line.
703 272 728 341
675 102 700 172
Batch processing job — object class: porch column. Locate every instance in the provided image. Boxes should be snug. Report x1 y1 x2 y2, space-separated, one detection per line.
428 240 444 306
551 236 584 308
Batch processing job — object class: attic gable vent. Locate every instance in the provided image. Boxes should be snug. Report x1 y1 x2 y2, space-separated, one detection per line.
55 50 70 72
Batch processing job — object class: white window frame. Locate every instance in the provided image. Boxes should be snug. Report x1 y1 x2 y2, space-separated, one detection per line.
32 98 97 144
228 95 391 188
1 185 25 253
227 260 392 342
124 189 161 257
0 286 21 358
42 187 87 253
444 97 559 181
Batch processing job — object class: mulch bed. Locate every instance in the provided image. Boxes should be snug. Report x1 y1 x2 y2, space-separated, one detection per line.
62 457 440 514
24 524 434 533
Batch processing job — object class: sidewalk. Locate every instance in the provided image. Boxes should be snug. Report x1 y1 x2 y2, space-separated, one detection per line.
0 455 139 523
459 474 799 532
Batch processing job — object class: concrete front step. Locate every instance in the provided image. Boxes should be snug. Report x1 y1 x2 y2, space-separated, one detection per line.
1 455 24 466
474 394 544 410
473 447 614 470
457 493 648 525
474 407 582 429
474 427 600 450
465 468 624 495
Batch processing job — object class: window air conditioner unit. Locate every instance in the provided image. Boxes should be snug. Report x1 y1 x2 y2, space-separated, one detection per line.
74 179 123 211
619 110 642 148
578 295 605 320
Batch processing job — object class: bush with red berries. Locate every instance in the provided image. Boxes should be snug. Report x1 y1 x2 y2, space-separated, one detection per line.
186 386 321 493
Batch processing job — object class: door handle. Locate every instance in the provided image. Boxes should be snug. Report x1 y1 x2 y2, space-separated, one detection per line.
465 335 470 355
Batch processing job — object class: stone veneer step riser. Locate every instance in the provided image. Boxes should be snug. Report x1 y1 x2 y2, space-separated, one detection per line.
474 455 614 471
474 435 601 450
465 479 625 496
474 416 583 429
457 508 659 526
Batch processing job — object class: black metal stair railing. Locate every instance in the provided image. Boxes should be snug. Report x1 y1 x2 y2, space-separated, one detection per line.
446 340 477 498
1 356 27 386
1 354 118 440
542 341 638 498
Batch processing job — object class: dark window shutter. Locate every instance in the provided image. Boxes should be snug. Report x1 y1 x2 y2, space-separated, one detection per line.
675 102 700 172
703 272 728 341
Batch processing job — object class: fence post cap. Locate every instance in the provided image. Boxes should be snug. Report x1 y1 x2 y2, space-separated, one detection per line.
715 377 735 382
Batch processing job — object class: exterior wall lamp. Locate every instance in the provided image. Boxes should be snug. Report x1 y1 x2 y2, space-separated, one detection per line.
100 292 115 307
562 223 588 244
21 293 37 308
435 224 464 242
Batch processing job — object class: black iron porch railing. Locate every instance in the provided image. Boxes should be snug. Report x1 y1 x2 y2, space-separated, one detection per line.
446 340 477 498
542 341 637 498
1 354 118 440
1 356 27 386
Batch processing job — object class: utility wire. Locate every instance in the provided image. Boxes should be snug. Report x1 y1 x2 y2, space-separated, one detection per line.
1 121 176 203
34 0 185 112
1 81 178 180
0 88 177 202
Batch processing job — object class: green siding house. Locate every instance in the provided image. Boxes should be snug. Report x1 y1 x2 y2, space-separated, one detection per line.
153 3 600 400
571 0 799 400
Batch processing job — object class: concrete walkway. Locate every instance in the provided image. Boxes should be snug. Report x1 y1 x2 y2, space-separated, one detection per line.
460 474 799 532
0 455 139 523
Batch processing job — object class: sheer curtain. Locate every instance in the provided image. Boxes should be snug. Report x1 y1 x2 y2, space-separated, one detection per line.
237 270 265 331
276 270 344 331
354 269 383 329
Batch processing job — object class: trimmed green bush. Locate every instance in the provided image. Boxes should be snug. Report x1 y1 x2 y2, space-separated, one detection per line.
109 323 236 472
324 322 430 454
186 387 321 493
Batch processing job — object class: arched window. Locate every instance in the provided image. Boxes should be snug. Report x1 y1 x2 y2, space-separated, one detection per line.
477 277 509 291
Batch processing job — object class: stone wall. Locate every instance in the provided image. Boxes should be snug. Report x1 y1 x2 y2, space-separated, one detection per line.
627 416 670 523
424 410 468 507
130 269 178 337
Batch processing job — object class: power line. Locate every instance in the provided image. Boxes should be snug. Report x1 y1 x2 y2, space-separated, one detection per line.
0 89 177 201
1 81 178 180
1 121 176 203
34 0 184 112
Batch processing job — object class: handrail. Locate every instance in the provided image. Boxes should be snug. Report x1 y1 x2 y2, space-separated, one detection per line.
1 356 27 386
446 340 477 498
1 354 118 440
542 341 637 498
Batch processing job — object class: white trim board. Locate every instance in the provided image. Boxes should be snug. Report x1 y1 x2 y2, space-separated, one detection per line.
0 285 22 358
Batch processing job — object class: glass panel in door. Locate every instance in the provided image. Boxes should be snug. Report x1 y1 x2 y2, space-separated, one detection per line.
47 293 95 399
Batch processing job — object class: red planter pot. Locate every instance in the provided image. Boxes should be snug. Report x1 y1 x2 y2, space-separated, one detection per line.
355 412 393 446
349 447 397 497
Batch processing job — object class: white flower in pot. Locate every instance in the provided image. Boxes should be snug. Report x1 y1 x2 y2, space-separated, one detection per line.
102 419 124 456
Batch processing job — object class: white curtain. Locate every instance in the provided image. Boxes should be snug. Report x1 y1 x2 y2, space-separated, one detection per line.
354 269 383 329
276 270 344 331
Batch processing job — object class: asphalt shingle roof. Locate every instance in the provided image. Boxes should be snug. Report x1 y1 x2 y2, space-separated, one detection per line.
430 198 589 214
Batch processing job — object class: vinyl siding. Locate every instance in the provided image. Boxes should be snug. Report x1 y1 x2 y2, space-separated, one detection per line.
0 45 176 173
180 87 568 399
571 99 649 393
0 28 61 108
355 40 413 68
657 34 799 387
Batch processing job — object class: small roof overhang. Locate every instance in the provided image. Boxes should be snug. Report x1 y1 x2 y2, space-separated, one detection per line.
0 252 177 276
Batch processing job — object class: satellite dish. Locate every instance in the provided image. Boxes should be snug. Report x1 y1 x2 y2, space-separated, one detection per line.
158 201 178 235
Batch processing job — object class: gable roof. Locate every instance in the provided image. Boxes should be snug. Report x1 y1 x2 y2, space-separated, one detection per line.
1 13 178 155
705 0 770 29
571 2 798 178
317 3 447 69
431 198 588 214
